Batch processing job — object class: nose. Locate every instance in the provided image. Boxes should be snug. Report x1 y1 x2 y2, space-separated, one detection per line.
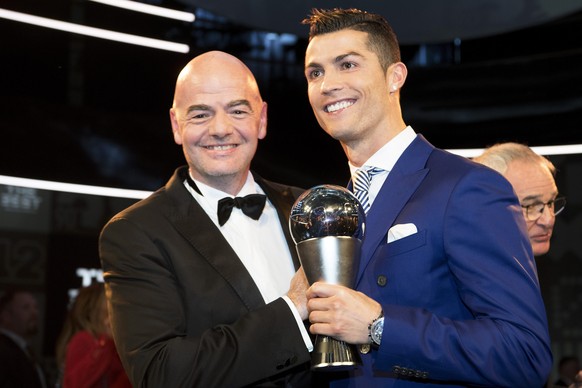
536 205 555 226
320 70 342 95
208 111 233 137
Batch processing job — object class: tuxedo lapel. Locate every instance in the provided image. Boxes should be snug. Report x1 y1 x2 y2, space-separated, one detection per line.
254 173 303 270
168 167 266 311
356 136 434 285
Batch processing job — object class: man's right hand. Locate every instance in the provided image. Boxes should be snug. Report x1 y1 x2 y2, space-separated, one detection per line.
286 267 309 320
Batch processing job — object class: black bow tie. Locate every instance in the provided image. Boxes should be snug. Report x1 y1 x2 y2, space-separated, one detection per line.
217 194 267 226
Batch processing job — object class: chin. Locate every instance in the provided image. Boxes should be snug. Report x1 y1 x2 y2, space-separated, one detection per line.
532 244 550 257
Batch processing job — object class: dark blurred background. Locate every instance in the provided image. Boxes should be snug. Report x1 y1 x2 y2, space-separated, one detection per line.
2 0 582 190
1 0 581 383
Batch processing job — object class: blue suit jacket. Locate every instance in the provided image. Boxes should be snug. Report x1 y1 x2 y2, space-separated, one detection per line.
330 135 552 387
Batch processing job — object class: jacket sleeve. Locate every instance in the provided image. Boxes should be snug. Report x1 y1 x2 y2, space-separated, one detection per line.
99 216 311 388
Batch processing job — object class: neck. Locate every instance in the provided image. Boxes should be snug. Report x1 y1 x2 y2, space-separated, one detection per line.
342 124 406 166
192 169 250 196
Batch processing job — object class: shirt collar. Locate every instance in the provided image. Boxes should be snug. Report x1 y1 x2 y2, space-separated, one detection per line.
349 126 417 176
184 172 264 211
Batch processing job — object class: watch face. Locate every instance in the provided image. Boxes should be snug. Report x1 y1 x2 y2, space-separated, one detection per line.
371 317 384 344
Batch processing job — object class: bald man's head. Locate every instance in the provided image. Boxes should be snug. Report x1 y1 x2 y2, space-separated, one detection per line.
173 51 262 109
169 51 268 195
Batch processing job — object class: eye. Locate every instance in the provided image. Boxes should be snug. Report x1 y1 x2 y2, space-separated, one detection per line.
530 203 545 213
230 107 251 116
185 112 208 122
341 61 357 70
306 68 322 80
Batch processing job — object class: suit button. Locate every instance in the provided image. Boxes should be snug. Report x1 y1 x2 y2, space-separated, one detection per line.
359 344 370 354
377 275 387 287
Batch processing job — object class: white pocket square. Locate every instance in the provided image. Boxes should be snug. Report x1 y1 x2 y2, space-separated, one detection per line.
387 223 418 243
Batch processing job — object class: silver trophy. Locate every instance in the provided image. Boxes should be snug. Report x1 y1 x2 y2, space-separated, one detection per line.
289 184 365 370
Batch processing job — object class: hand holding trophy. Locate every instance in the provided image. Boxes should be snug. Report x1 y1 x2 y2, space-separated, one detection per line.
289 184 365 370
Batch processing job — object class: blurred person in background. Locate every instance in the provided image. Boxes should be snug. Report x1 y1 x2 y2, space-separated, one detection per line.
553 356 581 387
0 289 47 388
474 142 565 256
55 283 130 388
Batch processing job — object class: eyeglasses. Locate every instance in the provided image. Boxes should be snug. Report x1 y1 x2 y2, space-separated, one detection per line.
521 197 566 222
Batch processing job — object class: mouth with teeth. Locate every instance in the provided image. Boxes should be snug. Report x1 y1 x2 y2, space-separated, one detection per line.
325 100 355 113
204 144 238 151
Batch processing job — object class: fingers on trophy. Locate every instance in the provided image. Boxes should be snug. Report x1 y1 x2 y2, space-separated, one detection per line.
289 184 365 370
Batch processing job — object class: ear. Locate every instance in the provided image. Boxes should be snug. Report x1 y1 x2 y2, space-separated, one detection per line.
258 101 267 140
388 62 408 93
169 108 183 145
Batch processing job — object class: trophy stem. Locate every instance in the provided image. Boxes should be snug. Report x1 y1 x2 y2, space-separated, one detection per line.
295 237 363 370
311 335 362 370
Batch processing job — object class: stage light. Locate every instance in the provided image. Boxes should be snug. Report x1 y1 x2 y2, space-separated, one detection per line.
449 144 582 158
88 0 195 22
0 175 152 199
1 146 581 199
0 8 190 53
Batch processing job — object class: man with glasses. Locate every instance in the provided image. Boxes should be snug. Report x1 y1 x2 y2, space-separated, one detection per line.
474 142 564 256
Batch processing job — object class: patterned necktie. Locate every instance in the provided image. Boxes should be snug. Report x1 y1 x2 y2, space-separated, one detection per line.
353 166 384 213
217 194 267 226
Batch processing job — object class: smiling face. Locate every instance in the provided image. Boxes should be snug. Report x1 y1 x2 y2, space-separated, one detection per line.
170 51 267 194
504 160 558 256
304 29 407 165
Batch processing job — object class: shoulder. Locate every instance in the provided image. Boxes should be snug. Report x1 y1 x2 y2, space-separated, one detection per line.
0 333 20 353
68 330 95 345
265 180 305 198
253 172 305 201
103 167 192 228
429 147 511 185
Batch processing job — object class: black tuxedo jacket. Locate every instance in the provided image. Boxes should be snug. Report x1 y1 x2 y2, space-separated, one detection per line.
99 167 313 387
0 333 44 388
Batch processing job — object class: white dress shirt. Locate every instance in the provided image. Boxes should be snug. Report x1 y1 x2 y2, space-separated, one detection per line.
349 126 417 209
184 172 313 351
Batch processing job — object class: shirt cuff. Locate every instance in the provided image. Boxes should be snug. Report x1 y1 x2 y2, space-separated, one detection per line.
282 295 313 352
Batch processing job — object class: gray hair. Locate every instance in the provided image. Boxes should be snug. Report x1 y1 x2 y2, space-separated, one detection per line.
473 142 556 176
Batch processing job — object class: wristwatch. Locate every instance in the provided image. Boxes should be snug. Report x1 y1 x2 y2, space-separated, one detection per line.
369 312 384 346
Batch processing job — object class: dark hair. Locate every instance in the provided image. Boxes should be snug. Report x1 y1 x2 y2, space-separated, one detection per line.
302 8 401 72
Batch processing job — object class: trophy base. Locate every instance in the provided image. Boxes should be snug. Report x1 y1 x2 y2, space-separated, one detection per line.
311 335 362 371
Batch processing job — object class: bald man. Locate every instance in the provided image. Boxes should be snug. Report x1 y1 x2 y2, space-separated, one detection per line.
474 142 565 256
99 51 314 387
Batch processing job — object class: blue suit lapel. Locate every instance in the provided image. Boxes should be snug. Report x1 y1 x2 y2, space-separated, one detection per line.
355 135 434 286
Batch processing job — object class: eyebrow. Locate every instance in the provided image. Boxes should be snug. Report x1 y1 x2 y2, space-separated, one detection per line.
185 99 253 115
520 191 558 203
186 104 212 115
305 51 363 70
227 99 253 111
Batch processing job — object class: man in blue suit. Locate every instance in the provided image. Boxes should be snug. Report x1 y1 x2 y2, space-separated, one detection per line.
301 8 552 387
